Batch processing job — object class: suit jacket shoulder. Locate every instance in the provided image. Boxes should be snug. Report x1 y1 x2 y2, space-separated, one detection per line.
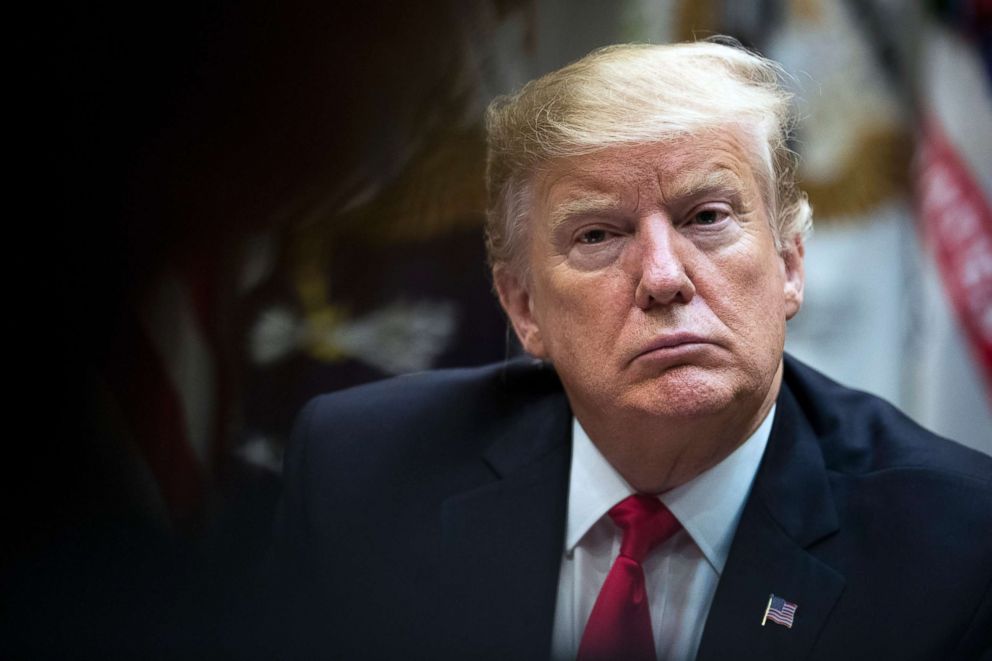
783 354 992 482
295 358 562 454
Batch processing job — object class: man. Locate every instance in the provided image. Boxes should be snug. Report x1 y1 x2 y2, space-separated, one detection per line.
273 40 992 660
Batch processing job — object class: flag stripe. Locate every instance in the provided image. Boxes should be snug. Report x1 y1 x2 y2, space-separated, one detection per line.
766 594 798 628
917 116 992 397
140 274 217 468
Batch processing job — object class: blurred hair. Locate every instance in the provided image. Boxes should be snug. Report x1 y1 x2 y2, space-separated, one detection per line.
484 38 812 276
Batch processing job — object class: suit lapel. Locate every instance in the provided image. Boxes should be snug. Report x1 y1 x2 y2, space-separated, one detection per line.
440 377 572 660
696 379 846 661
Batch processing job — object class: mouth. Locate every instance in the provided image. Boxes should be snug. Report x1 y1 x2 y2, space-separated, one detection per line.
631 333 716 364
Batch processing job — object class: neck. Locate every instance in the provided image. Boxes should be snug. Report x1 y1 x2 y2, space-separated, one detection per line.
573 363 782 494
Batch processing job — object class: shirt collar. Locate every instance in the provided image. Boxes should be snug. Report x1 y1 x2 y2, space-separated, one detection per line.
564 406 775 575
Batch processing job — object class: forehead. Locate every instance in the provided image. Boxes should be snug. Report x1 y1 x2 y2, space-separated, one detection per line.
534 128 768 215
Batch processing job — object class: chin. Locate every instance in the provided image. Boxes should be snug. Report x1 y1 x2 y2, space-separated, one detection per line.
622 365 755 420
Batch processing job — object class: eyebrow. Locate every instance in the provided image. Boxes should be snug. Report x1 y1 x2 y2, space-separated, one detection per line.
663 168 748 202
547 192 626 229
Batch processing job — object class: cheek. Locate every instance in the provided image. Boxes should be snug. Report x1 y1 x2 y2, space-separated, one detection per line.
535 270 631 354
741 269 789 353
708 249 787 336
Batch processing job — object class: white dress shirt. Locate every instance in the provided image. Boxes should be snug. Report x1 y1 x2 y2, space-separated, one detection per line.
551 408 775 661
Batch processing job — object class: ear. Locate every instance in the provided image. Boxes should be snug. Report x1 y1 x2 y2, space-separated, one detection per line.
781 235 805 320
493 264 547 359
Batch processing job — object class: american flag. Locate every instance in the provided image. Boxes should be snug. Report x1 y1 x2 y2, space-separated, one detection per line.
764 594 798 628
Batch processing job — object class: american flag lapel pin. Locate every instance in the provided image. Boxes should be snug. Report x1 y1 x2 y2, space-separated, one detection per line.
761 593 798 628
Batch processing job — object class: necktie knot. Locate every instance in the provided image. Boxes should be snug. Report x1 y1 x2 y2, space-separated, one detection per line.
608 494 681 563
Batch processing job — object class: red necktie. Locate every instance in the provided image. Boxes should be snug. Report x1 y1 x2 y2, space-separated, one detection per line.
576 494 682 661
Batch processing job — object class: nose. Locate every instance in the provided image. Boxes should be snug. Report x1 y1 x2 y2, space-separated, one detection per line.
633 218 696 310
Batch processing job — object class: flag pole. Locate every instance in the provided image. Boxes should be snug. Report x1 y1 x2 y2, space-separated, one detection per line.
761 594 773 626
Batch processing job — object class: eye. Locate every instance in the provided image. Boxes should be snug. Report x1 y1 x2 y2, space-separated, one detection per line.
578 228 610 244
691 208 730 226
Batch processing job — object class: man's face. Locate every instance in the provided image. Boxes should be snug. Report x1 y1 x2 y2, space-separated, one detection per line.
496 128 804 425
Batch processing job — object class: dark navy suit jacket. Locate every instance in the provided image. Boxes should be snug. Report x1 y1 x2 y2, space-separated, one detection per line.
273 355 992 660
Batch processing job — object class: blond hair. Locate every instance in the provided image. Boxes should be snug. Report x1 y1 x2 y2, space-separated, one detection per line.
484 38 812 274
